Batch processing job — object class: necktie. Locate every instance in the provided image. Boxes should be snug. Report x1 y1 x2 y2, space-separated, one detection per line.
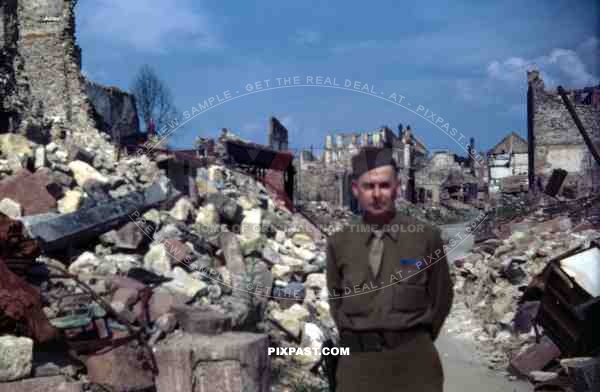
369 230 384 278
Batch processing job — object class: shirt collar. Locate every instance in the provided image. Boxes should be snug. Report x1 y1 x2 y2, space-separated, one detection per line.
355 211 401 245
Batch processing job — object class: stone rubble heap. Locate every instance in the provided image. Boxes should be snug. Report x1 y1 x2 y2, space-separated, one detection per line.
0 132 159 216
294 200 354 236
450 211 600 371
0 130 346 391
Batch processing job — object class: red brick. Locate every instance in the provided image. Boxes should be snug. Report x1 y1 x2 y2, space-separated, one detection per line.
0 169 56 215
164 239 192 264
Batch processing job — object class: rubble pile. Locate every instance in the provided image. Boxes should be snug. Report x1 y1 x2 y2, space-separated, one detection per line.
395 197 481 226
0 131 343 391
0 132 161 215
295 200 354 236
451 211 600 371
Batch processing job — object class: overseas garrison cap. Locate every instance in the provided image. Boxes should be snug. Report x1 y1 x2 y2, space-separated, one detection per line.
351 147 397 178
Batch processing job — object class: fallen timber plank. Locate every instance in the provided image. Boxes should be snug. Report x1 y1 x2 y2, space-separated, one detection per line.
18 177 180 252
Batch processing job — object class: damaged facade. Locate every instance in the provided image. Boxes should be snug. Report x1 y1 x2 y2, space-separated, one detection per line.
0 0 144 150
323 124 427 167
84 80 142 144
297 125 428 210
488 132 529 194
527 70 600 196
414 140 480 206
268 116 289 151
0 0 95 135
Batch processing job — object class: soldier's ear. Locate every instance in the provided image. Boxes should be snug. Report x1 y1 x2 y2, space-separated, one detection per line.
351 180 359 198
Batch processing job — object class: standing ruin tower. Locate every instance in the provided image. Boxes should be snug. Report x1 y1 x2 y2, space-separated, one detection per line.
1 0 96 134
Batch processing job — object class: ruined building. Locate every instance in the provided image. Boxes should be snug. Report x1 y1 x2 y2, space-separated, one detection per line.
323 124 428 168
296 125 429 209
414 146 479 205
0 0 141 146
1 0 95 134
85 80 141 145
268 116 289 151
487 132 529 193
527 70 600 195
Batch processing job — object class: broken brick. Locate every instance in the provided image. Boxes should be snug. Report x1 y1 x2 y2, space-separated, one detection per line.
509 336 561 378
0 170 57 216
164 238 192 264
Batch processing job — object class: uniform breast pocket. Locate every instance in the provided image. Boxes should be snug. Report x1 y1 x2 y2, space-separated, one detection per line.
391 283 429 312
340 267 376 316
399 265 429 286
397 247 429 286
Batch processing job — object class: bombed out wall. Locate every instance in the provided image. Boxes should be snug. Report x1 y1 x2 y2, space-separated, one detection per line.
528 70 600 194
296 161 342 204
14 0 97 133
0 0 133 141
0 0 24 132
85 80 140 141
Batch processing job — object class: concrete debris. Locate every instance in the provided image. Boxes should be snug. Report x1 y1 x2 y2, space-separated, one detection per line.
195 203 219 226
241 208 263 241
0 198 22 218
100 220 150 251
451 193 600 390
169 196 195 222
295 322 325 365
270 304 310 338
56 190 82 214
161 267 208 301
0 336 33 382
155 332 270 392
144 243 173 277
0 122 348 390
529 370 558 382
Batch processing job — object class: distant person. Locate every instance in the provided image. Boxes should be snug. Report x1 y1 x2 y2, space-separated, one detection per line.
326 146 453 391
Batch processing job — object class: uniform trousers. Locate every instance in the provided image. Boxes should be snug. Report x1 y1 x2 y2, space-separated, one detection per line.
335 330 444 392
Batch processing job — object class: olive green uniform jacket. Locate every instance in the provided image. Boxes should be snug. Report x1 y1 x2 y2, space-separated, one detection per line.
326 211 453 391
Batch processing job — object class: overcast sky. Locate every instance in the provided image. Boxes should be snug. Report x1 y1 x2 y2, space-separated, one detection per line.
76 0 599 157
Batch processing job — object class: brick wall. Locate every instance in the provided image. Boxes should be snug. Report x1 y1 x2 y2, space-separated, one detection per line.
528 71 600 193
296 162 342 204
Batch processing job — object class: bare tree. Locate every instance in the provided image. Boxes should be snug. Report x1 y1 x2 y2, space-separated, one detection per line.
131 64 178 134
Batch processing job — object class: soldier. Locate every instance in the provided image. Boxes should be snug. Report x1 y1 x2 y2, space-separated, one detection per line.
326 146 453 391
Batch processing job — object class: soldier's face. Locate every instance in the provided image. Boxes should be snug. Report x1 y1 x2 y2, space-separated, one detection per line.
352 165 400 216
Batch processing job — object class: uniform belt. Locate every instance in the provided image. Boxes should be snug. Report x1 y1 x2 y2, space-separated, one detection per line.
339 326 427 353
